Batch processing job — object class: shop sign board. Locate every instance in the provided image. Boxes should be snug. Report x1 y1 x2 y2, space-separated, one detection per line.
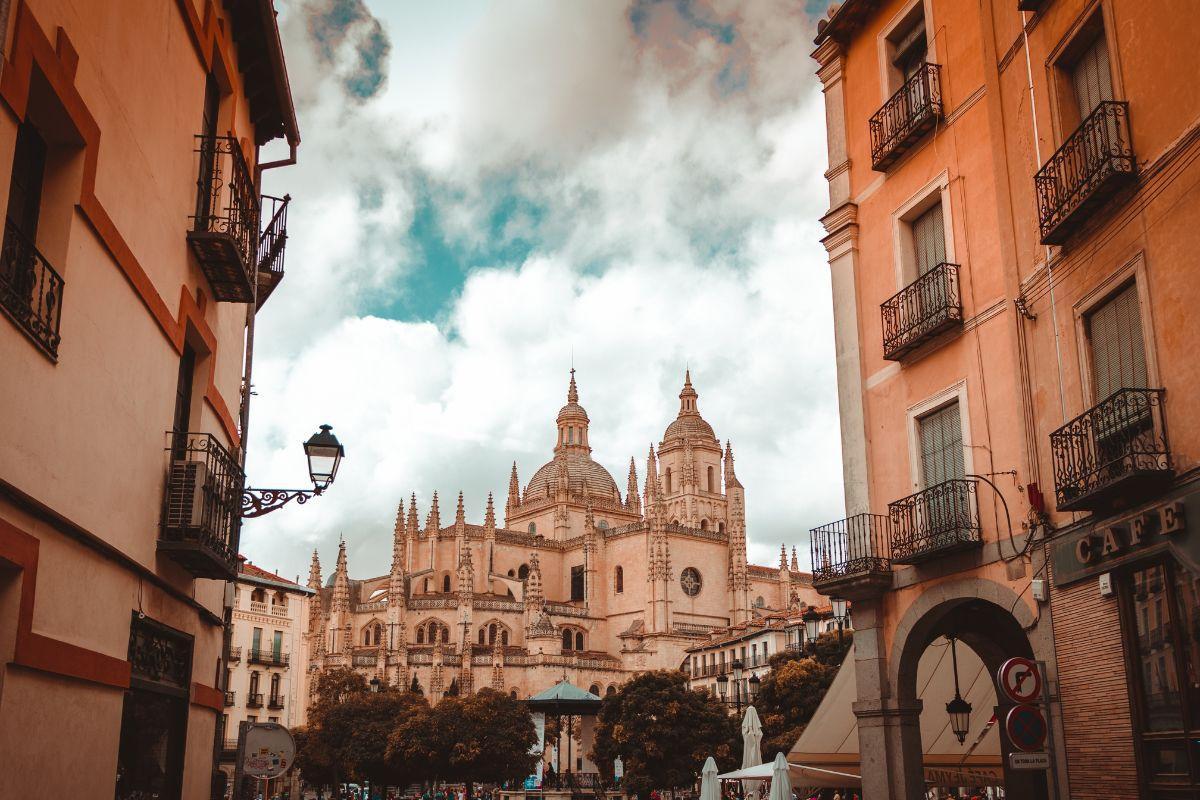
1009 752 1050 771
1005 705 1047 753
997 657 1042 704
1050 497 1193 586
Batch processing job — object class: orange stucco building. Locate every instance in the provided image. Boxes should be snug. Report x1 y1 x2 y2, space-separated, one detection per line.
0 1 298 798
809 0 1200 797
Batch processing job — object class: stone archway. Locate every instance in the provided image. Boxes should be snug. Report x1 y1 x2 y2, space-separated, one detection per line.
887 578 1048 800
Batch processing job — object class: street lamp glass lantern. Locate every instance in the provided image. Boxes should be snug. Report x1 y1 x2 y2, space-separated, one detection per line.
946 694 972 744
748 673 761 702
715 673 729 698
369 676 381 693
304 424 345 490
731 658 744 683
803 607 821 643
831 597 848 625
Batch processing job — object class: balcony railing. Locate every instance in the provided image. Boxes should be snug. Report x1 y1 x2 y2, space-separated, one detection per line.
255 194 290 308
1050 388 1171 512
889 479 981 564
881 262 962 361
228 646 242 662
249 600 267 614
870 63 943 171
810 513 893 597
159 432 244 579
189 134 259 302
224 691 235 707
268 695 285 710
0 220 64 359
270 603 289 617
247 692 264 708
1035 101 1135 245
248 648 290 667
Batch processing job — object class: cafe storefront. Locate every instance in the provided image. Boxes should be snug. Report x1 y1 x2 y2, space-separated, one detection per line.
1049 480 1200 799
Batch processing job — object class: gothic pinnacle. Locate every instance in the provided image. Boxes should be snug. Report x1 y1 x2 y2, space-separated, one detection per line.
484 492 496 528
455 491 466 525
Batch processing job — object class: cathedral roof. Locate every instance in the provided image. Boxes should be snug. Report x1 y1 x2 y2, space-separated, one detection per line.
525 452 621 500
661 370 719 447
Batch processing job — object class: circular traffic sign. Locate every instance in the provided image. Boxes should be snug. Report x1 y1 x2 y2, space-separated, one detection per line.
242 722 295 779
1005 704 1047 752
998 657 1042 704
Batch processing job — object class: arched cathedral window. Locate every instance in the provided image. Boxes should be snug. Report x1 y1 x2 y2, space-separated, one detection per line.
707 466 715 492
665 468 672 494
615 566 624 594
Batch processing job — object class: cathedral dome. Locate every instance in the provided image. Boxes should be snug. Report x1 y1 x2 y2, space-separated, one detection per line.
661 370 719 446
525 452 621 500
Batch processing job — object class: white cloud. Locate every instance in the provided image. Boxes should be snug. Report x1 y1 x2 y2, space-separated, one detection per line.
243 0 840 580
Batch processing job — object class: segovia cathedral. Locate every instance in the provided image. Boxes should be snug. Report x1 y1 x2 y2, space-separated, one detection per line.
300 371 819 714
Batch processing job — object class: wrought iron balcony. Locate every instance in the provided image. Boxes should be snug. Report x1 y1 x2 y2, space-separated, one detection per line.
1035 101 1135 245
255 194 290 308
0 220 63 359
247 692 264 708
881 262 962 360
248 648 290 667
228 646 242 662
268 695 285 710
810 513 893 598
870 63 943 171
889 479 981 564
1051 388 1171 512
188 134 259 302
159 432 244 579
224 690 235 707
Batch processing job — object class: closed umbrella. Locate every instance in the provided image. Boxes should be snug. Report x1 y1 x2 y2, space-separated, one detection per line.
767 753 792 800
741 706 763 796
700 757 720 800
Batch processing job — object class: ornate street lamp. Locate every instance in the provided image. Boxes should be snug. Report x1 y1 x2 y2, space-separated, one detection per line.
715 672 729 705
748 672 761 703
831 597 849 642
731 658 744 710
242 424 346 517
946 637 973 744
369 676 381 693
803 606 822 653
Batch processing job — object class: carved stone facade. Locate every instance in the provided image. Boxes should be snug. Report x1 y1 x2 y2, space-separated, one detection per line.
300 372 820 709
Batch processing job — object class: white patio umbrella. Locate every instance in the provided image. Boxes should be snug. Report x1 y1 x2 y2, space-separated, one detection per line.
741 706 764 796
700 757 720 800
767 753 792 800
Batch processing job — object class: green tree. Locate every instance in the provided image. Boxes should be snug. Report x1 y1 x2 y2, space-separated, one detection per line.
755 631 850 754
388 688 538 795
591 670 738 796
337 689 430 786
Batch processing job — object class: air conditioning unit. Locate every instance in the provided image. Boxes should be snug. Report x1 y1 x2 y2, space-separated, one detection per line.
164 459 208 531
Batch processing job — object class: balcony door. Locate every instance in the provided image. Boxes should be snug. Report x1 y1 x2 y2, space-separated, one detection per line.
918 402 966 539
251 626 262 657
272 630 282 661
1086 282 1153 472
1071 33 1114 120
913 203 946 277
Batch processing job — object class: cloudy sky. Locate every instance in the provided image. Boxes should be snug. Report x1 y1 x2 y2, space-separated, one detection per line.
243 0 842 583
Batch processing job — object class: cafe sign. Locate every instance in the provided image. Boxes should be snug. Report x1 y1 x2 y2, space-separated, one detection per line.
1051 498 1192 586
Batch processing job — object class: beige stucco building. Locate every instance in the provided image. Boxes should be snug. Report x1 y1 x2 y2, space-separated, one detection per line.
219 559 312 783
0 1 298 798
301 372 820 708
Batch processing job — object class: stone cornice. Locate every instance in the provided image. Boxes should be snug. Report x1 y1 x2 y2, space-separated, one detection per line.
812 39 846 84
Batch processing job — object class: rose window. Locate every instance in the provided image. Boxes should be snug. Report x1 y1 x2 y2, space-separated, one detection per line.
680 567 702 597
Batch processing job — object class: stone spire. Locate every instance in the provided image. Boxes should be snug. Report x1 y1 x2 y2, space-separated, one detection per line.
459 641 473 696
679 368 699 415
791 546 800 573
780 543 789 571
431 640 445 699
490 636 505 690
525 552 544 606
457 534 475 596
554 368 592 455
392 499 406 573
645 444 660 508
724 440 741 489
568 368 579 404
332 538 350 613
455 491 466 528
484 492 497 574
405 492 419 570
627 457 641 515
484 492 496 531
426 491 441 534
506 462 521 518
307 549 322 591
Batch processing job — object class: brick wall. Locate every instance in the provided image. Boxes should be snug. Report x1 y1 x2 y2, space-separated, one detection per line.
1052 572 1139 798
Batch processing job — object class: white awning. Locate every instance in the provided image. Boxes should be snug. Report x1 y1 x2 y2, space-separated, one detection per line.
787 639 1004 788
718 761 861 789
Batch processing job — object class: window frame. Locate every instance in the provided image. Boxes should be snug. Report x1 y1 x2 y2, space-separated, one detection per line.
1045 4 1125 145
876 0 937 97
891 170 954 289
905 379 973 493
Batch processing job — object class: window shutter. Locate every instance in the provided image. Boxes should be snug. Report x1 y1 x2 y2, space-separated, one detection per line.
919 402 964 487
1088 283 1148 402
1071 34 1114 119
912 203 947 276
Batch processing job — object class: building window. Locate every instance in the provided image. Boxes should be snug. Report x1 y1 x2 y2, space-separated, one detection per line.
528 523 537 535
917 401 964 487
680 567 702 597
518 563 530 580
707 466 715 492
719 522 726 534
442 574 451 593
576 631 585 651
115 615 191 800
562 629 573 651
911 202 947 277
615 566 624 594
169 343 198 458
589 684 601 696
1119 560 1200 795
1067 26 1114 123
665 468 672 494
269 673 280 703
700 519 709 531
570 565 585 601
1086 282 1147 403
884 2 929 90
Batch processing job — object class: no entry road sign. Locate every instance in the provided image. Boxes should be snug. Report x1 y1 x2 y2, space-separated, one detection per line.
1005 704 1048 752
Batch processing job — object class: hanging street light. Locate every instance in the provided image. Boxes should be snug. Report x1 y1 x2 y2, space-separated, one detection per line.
242 424 347 517
747 672 761 703
715 671 729 705
731 658 745 710
946 636 973 744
